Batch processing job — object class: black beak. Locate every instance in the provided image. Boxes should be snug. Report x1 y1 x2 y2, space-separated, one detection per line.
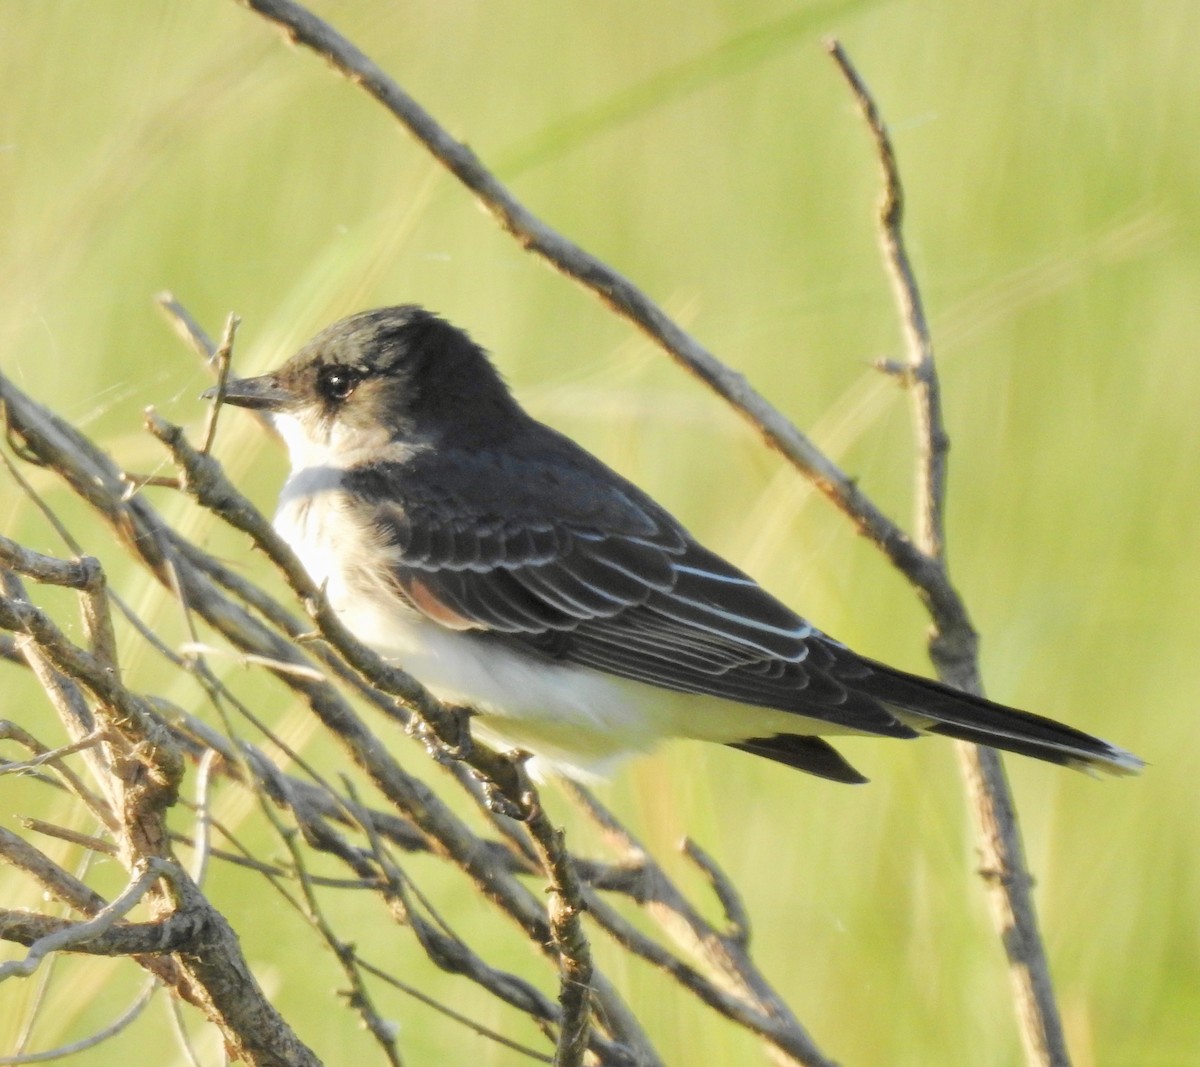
203 374 295 412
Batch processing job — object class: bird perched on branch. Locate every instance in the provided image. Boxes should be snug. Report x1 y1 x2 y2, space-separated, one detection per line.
211 306 1141 784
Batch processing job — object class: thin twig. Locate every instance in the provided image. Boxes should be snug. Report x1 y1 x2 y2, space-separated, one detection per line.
259 774 407 1067
190 748 219 886
825 39 1070 1067
514 769 593 1067
681 838 751 949
823 40 948 561
166 991 207 1067
0 723 105 800
158 292 281 441
565 783 836 1067
0 908 203 958
0 826 110 916
199 313 241 455
0 861 164 982
155 291 218 361
4 607 120 831
0 981 157 1066
356 954 555 1064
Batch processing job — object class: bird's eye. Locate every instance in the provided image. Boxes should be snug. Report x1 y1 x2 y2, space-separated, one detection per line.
317 366 360 403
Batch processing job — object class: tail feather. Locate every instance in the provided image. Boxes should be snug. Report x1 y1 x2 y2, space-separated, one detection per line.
729 735 869 784
856 658 1143 776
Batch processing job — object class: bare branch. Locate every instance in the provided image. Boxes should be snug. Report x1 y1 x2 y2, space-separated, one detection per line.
0 537 103 591
826 39 1070 1067
824 39 948 560
155 290 218 361
681 838 751 949
516 773 593 1067
0 826 109 917
229 0 961 623
0 722 106 810
0 862 165 982
199 314 241 456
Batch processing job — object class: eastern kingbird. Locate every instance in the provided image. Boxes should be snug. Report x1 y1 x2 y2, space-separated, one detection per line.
212 306 1141 784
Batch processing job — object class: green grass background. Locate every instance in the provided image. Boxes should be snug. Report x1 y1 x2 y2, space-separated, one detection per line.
2 2 1196 1064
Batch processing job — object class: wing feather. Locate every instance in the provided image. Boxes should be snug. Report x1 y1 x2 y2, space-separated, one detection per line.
342 454 910 736
412 567 565 632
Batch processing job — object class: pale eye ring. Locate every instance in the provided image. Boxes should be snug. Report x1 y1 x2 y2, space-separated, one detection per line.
317 366 360 402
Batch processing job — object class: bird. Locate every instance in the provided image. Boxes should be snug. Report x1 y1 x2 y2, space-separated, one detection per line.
210 305 1142 785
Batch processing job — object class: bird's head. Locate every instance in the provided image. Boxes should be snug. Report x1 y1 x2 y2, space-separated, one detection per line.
209 306 522 467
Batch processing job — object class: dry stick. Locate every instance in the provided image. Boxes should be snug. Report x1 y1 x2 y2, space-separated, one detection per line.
826 40 1070 1067
199 313 241 456
824 49 949 563
518 786 592 1067
355 955 555 1066
0 826 110 918
0 908 222 961
156 291 218 362
0 861 165 982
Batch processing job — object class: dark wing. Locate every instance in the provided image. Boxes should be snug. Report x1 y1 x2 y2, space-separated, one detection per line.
341 445 911 739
